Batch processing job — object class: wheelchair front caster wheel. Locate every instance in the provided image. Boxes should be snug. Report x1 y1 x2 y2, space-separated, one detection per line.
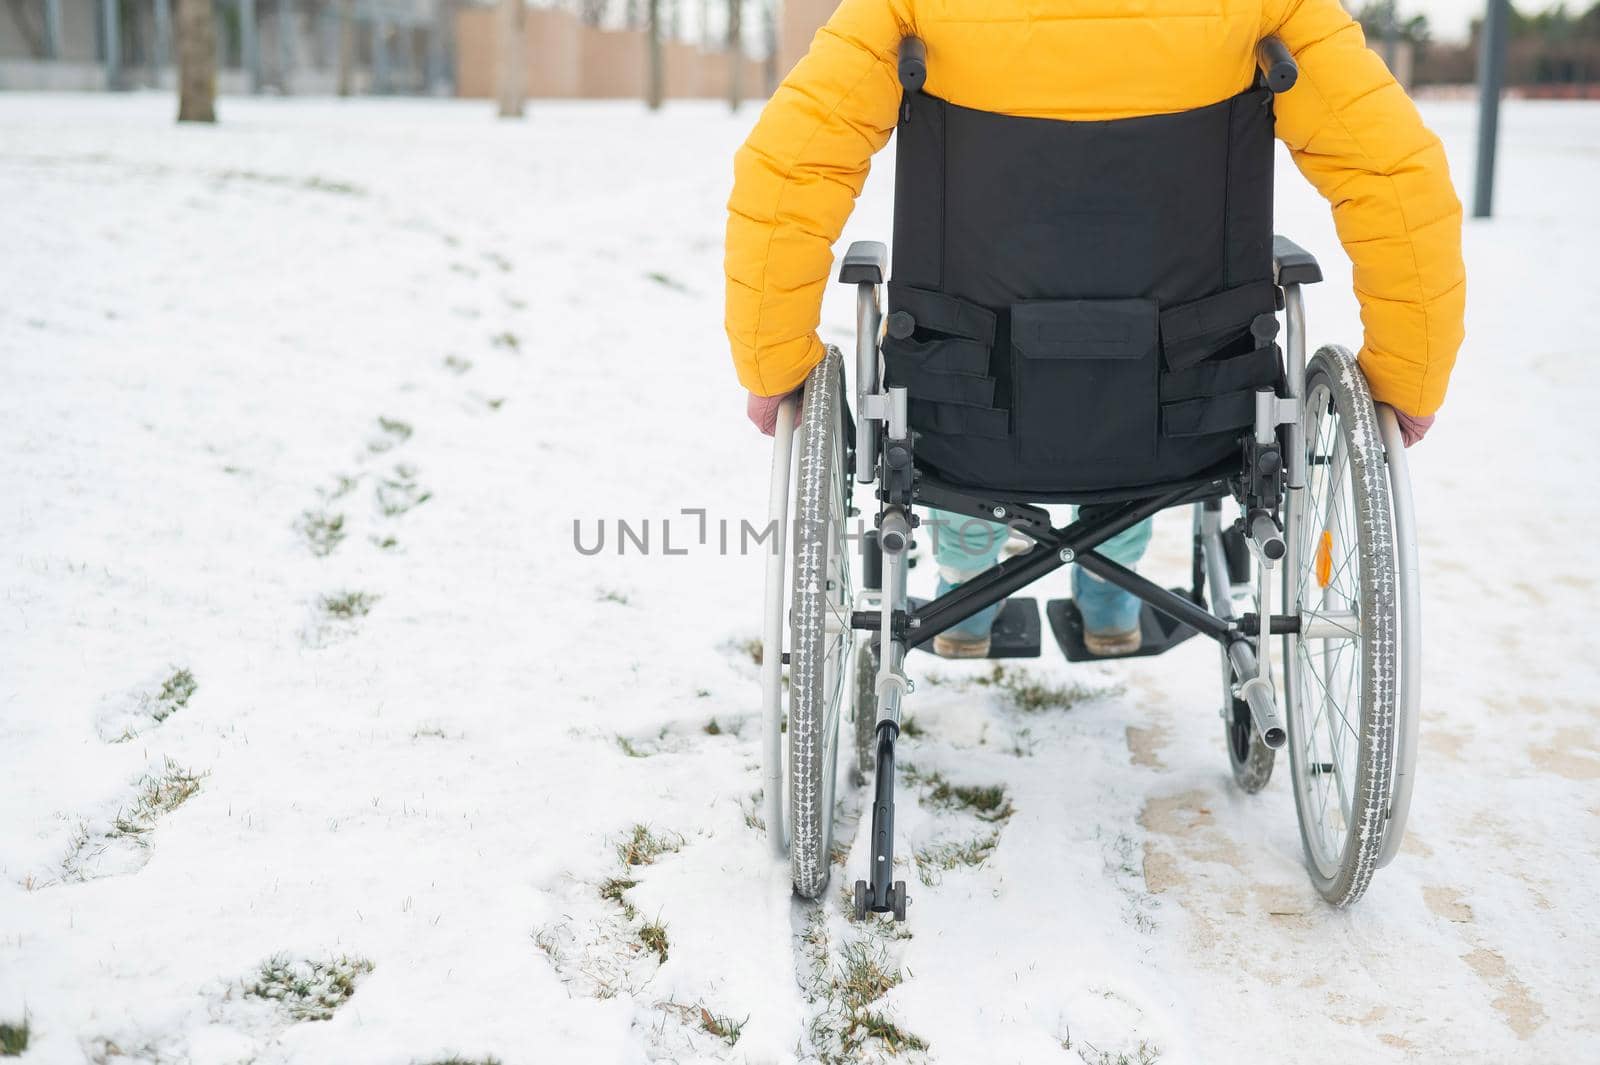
1226 695 1275 794
852 879 910 921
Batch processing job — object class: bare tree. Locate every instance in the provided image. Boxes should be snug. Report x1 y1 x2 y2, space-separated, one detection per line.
337 0 355 96
646 0 663 109
726 0 741 111
496 0 526 118
175 0 216 122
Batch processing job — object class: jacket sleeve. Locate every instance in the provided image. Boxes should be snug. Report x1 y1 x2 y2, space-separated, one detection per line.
725 0 911 397
1265 0 1466 416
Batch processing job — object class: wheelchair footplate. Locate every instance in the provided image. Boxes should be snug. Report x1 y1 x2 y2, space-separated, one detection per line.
908 597 1042 659
1047 590 1202 662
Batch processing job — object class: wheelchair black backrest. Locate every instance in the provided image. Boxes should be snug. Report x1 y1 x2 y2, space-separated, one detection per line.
884 59 1283 498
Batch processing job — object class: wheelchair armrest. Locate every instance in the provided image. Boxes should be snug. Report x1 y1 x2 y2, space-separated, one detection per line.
1273 235 1323 286
838 240 889 285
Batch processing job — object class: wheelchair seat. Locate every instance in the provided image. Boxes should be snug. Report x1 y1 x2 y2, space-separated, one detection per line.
883 83 1284 498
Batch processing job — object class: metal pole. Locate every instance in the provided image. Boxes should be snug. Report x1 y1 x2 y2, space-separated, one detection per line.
101 0 122 89
44 0 63 59
277 0 292 92
426 0 448 94
240 0 261 94
373 17 391 94
154 0 172 69
1473 0 1510 218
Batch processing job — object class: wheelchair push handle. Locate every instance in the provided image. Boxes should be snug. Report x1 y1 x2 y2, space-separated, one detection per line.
1257 36 1298 93
899 37 927 92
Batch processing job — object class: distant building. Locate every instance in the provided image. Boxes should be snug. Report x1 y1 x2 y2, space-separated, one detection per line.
0 0 457 94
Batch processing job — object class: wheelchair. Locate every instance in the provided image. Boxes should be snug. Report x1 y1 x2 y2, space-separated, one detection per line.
758 38 1420 920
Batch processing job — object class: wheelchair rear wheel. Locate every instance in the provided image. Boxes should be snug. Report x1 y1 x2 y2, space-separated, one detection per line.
1283 346 1400 906
785 350 855 899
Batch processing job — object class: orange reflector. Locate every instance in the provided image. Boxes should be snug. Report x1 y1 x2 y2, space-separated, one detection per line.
1315 530 1333 588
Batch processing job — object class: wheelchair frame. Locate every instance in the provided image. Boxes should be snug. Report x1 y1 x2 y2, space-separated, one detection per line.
760 38 1422 919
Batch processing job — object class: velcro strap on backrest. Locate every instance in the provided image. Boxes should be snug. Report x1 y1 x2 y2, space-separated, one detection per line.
1159 281 1277 370
1161 391 1257 438
888 284 998 344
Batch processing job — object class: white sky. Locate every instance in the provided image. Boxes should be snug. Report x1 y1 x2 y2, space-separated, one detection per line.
1406 0 1491 42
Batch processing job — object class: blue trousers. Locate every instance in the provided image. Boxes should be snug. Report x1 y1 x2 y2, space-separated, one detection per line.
927 510 1152 638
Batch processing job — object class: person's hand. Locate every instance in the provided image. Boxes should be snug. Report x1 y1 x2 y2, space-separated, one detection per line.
747 389 801 436
1392 409 1435 448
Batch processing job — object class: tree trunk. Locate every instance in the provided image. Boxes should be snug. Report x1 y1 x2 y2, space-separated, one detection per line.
337 0 355 97
726 0 741 112
496 0 525 119
175 0 216 123
646 0 663 110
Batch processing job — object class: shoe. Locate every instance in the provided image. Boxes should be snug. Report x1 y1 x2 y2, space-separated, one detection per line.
933 632 992 659
1072 566 1144 657
930 566 1001 660
1083 626 1143 657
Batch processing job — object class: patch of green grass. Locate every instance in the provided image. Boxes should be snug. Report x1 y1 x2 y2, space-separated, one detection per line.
150 668 197 723
814 941 929 1058
596 587 630 605
298 510 346 557
615 735 650 758
727 636 763 666
490 331 521 353
697 1006 746 1046
320 590 379 620
740 792 766 832
442 354 474 375
645 270 689 292
321 473 360 500
975 663 1119 713
615 824 684 867
246 954 374 1022
638 919 669 963
108 759 204 840
0 1019 28 1056
898 714 926 739
913 832 1001 887
851 1011 929 1054
917 772 1013 822
214 169 366 196
599 875 639 920
703 717 722 735
369 416 413 453
1074 1040 1161 1065
835 940 901 1010
376 466 431 517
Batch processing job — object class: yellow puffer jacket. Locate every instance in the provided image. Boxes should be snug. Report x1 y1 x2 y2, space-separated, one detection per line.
725 0 1464 417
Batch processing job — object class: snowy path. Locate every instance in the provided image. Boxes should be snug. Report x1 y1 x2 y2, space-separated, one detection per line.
1 94 1597 1064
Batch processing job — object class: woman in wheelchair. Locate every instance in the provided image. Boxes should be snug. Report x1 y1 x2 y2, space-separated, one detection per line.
730 0 1462 916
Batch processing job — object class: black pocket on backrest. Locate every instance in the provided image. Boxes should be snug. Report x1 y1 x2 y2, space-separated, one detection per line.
1011 298 1158 463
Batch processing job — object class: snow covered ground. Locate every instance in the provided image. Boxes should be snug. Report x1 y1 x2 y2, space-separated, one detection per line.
1 91 1597 1064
